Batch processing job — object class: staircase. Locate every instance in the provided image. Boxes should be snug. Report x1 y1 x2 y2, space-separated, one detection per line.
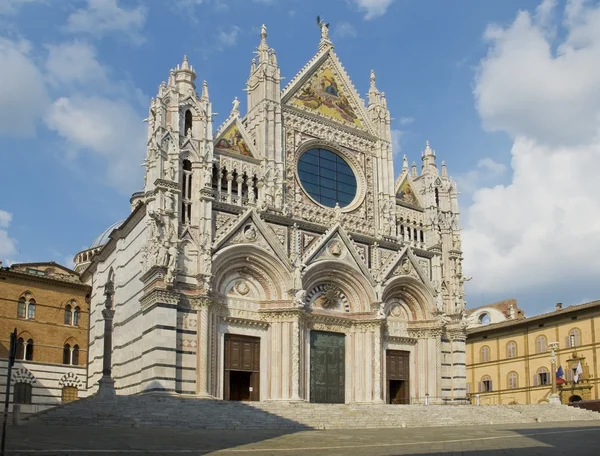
27 395 600 430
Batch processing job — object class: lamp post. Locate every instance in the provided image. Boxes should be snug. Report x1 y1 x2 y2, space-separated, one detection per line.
548 341 561 405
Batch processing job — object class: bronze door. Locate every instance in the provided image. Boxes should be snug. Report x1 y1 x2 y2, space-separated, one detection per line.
224 334 260 401
386 350 410 404
310 331 345 404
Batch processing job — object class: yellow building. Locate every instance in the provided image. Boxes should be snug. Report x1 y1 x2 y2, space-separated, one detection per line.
465 299 600 405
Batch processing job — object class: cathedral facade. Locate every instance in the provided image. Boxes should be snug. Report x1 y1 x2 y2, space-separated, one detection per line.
76 24 468 404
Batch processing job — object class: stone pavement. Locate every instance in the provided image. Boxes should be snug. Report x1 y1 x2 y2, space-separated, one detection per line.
3 420 600 455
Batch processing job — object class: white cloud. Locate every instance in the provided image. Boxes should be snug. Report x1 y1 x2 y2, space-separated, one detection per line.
45 95 146 193
399 116 414 125
352 0 395 20
0 38 48 136
334 22 357 39
455 157 506 194
0 209 17 263
0 0 44 15
463 0 600 298
391 129 402 156
216 25 241 50
45 41 107 87
65 0 147 44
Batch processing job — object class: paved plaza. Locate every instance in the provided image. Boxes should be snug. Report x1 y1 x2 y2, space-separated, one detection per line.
3 420 600 455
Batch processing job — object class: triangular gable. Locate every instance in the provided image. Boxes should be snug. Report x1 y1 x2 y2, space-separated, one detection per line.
395 175 423 209
302 223 374 285
213 209 292 271
282 50 374 134
214 117 257 158
382 246 434 294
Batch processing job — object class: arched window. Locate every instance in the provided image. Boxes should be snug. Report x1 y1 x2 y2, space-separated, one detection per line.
506 341 517 359
536 367 550 386
25 338 33 361
17 298 26 318
13 383 32 404
72 345 79 365
27 299 35 319
64 304 72 325
73 307 81 326
508 371 518 389
181 159 192 224
435 188 440 207
63 343 71 365
480 345 490 363
535 335 547 354
480 375 492 392
184 110 192 136
16 337 25 360
479 313 491 325
568 328 582 348
61 386 78 403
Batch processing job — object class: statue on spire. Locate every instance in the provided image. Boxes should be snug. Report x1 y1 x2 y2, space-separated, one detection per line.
316 15 330 42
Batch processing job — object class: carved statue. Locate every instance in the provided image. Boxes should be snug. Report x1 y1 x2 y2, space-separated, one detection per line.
157 243 169 266
164 191 175 213
204 166 213 188
231 97 240 116
274 187 283 208
164 160 175 181
293 289 306 308
316 15 330 41
165 244 179 285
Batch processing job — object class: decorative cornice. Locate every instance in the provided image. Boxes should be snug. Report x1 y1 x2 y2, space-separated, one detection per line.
140 288 180 309
0 269 90 291
385 335 418 345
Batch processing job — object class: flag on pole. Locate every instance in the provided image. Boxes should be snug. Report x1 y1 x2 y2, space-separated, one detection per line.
574 362 583 383
556 365 566 385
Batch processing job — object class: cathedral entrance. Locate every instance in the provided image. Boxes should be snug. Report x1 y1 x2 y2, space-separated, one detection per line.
223 334 260 401
386 350 410 404
310 331 345 404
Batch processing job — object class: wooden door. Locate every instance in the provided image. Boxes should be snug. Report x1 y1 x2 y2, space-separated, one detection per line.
310 331 345 404
386 350 410 404
224 334 260 401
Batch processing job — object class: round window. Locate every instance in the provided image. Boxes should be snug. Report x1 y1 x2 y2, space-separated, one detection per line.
297 148 357 208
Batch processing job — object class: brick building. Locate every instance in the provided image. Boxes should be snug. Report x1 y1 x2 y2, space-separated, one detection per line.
0 262 91 413
465 299 600 405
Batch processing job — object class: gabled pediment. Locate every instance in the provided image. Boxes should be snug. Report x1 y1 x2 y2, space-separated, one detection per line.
282 49 374 134
214 116 257 158
302 223 374 285
395 175 423 209
213 209 292 271
382 246 434 294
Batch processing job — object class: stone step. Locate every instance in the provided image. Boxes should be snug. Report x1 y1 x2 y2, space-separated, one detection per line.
27 395 600 430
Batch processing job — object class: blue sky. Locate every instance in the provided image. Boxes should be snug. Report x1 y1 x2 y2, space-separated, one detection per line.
1 0 599 316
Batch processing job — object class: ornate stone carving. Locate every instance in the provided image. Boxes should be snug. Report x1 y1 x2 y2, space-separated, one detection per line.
327 240 343 257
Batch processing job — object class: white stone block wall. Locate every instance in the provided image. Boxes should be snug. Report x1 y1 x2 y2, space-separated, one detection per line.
0 360 87 413
86 218 147 395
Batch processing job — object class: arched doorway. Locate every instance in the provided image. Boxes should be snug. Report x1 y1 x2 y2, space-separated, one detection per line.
569 395 582 403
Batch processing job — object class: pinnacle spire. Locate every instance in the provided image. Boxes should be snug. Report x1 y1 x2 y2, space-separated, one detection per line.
201 80 209 99
368 69 380 106
402 154 408 171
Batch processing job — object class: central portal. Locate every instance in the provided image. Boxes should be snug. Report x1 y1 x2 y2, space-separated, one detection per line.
224 334 260 401
310 331 345 404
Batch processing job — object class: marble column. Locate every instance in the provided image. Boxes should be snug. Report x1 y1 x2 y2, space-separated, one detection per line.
98 276 116 397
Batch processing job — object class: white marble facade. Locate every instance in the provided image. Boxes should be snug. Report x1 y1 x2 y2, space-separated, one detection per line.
79 24 469 404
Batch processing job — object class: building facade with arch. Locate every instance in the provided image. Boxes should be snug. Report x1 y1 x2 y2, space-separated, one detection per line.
466 299 600 405
0 262 91 413
77 25 468 404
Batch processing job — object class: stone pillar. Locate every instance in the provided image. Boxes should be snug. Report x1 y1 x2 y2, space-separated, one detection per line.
98 276 116 397
197 303 210 397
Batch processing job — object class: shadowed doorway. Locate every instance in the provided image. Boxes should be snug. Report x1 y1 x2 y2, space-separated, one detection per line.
224 334 260 401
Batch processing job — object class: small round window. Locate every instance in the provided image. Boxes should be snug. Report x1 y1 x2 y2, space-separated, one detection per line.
297 148 357 208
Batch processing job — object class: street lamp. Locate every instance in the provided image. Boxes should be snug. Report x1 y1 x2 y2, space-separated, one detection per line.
548 341 561 405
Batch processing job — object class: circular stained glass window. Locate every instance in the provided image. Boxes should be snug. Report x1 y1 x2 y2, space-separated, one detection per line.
297 148 357 208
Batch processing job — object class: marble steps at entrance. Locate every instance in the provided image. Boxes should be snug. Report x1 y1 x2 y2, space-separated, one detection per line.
27 395 600 429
